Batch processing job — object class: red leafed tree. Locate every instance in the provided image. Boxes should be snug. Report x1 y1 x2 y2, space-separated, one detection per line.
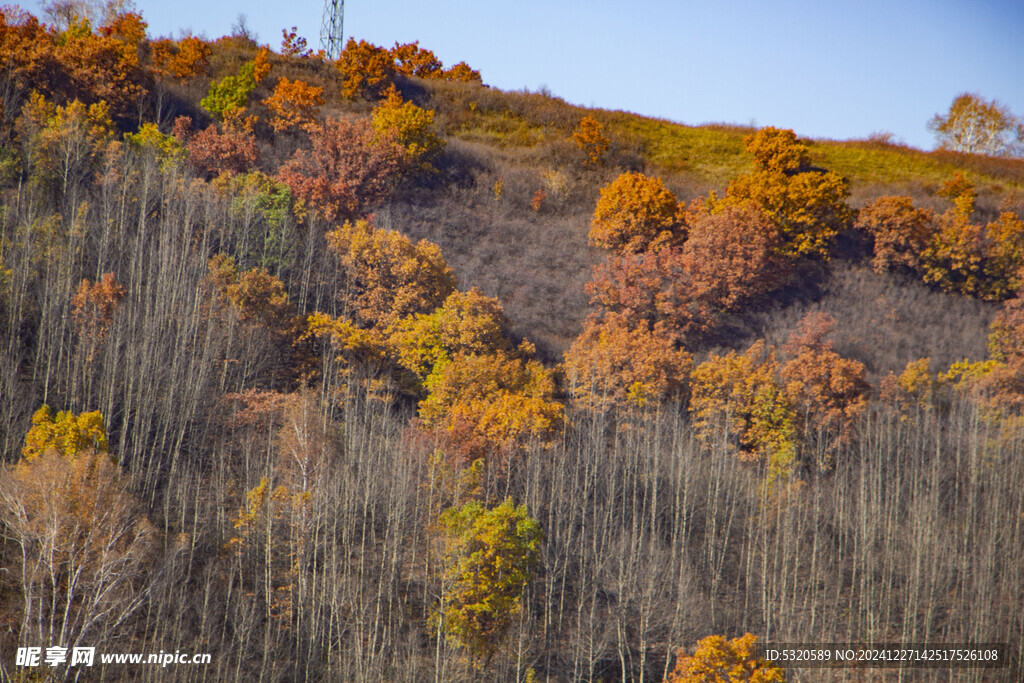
855 195 935 273
172 116 258 179
280 27 312 58
586 202 785 343
680 202 787 314
780 312 870 457
277 116 403 222
72 272 125 361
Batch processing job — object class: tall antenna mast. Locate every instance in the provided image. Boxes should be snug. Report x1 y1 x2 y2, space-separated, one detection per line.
320 0 345 60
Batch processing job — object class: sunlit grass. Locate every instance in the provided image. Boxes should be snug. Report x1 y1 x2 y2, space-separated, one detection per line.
601 113 753 183
421 76 1024 195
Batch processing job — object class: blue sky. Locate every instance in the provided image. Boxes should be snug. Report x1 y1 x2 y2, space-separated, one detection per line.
33 0 1024 150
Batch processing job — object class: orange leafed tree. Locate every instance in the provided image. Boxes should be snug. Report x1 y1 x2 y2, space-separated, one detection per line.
665 633 785 682
389 287 512 389
206 254 298 340
98 11 147 46
263 77 324 132
336 38 395 100
252 46 271 84
1 8 146 124
563 311 692 410
53 16 147 120
590 171 684 254
723 126 852 258
391 41 442 78
325 218 457 330
419 345 563 469
0 8 56 129
572 115 609 166
977 293 1024 412
743 126 808 174
443 61 482 83
150 36 211 80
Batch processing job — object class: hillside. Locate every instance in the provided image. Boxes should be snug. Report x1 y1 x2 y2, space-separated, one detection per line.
1 10 1023 681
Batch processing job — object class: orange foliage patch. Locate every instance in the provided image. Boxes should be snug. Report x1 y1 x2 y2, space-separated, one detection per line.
589 171 684 255
336 38 395 100
666 633 785 682
572 115 609 166
563 312 691 410
263 77 324 133
150 36 211 80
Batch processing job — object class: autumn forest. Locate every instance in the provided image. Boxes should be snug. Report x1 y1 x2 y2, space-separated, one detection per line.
1 4 1024 681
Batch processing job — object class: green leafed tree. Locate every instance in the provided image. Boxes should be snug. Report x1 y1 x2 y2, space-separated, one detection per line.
436 498 542 666
201 61 257 120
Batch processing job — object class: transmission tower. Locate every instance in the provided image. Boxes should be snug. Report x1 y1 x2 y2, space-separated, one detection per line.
320 0 345 60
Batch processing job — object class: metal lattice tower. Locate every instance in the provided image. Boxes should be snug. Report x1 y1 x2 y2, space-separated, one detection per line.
320 0 345 60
